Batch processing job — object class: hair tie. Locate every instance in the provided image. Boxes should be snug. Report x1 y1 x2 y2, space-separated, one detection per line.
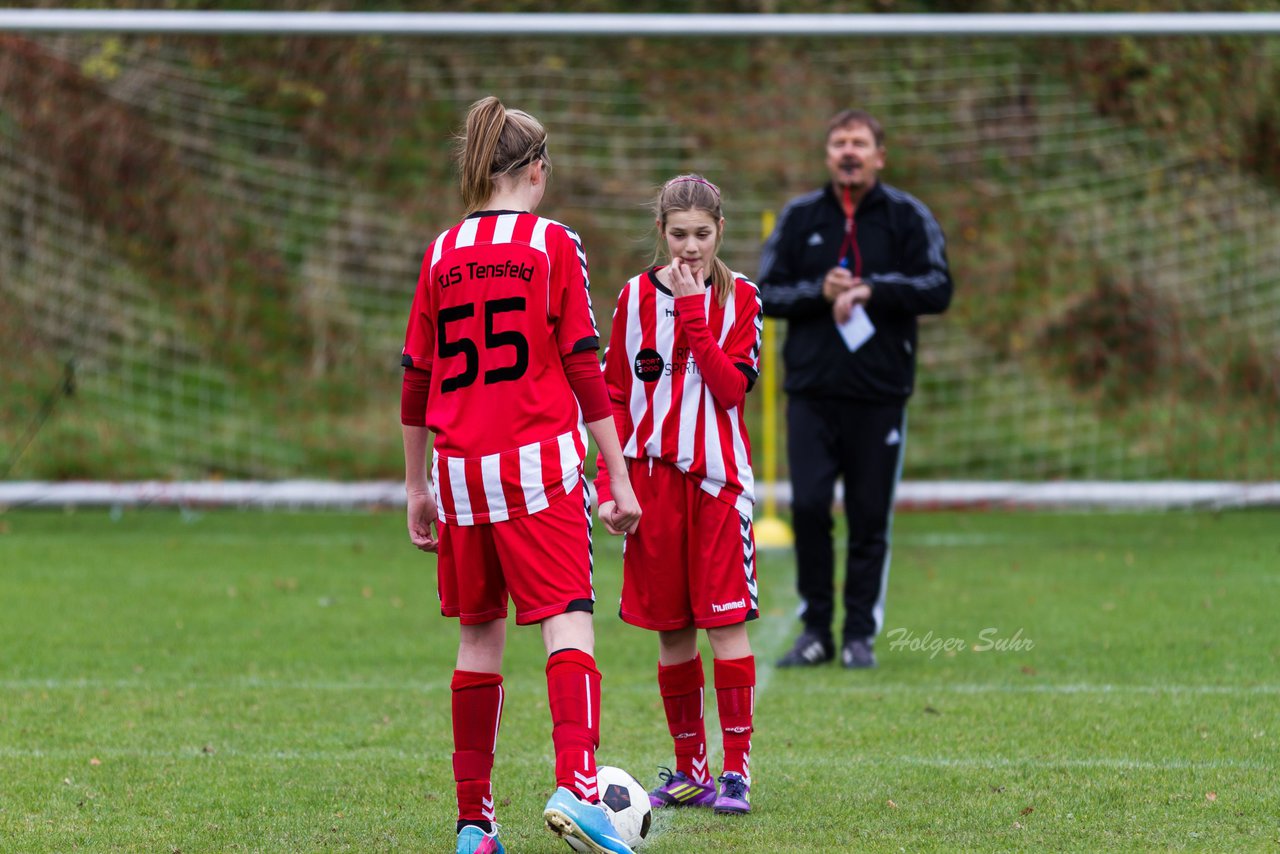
509 140 548 171
666 175 720 199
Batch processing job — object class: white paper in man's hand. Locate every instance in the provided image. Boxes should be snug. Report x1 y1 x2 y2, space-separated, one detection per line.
837 304 875 352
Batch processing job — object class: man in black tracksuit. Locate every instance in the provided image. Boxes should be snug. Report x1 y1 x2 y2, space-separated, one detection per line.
760 109 952 669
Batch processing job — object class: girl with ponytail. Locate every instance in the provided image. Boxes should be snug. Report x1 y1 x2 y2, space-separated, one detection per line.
400 96 640 854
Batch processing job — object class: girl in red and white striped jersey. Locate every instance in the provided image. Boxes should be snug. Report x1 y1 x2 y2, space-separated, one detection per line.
596 175 763 815
400 96 641 854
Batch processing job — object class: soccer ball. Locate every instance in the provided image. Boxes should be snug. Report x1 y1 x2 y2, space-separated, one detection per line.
565 765 652 850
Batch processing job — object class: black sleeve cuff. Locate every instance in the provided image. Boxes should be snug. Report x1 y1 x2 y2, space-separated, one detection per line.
570 336 600 354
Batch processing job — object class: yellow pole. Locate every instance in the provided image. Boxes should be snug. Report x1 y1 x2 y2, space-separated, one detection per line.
754 209 794 549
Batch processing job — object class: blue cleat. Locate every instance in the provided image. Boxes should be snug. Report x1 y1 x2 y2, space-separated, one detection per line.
543 786 635 854
456 824 504 854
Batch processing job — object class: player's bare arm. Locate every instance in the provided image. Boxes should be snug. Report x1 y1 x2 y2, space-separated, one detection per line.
586 415 640 536
401 424 439 552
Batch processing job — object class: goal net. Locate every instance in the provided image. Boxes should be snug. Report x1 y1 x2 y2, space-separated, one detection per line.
2 20 1278 486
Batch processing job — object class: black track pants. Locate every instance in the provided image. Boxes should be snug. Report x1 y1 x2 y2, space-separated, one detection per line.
785 396 905 642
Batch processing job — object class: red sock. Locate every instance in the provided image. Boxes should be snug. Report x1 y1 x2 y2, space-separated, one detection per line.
451 670 504 824
546 648 601 801
714 656 755 782
657 654 709 784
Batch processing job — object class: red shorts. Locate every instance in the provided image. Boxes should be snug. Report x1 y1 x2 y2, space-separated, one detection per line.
619 458 758 631
437 480 594 625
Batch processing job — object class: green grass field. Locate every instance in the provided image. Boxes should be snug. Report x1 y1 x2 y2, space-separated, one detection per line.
1 508 1276 852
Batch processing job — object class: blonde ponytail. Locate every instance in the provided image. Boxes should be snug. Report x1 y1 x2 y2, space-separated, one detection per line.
456 96 550 215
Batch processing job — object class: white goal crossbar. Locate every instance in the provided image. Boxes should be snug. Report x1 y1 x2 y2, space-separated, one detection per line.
2 10 1280 37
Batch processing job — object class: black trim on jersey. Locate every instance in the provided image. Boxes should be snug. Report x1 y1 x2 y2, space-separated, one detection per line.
647 267 667 293
736 363 759 393
647 265 711 296
571 336 600 354
400 354 414 368
466 209 525 218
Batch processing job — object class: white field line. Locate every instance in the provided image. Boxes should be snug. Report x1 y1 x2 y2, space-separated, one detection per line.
0 746 422 761
864 756 1269 771
753 605 802 699
0 677 450 692
4 678 1276 696
754 682 1280 696
698 596 797 773
0 746 1265 772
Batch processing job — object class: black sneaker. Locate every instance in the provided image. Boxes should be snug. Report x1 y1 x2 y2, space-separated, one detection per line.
841 637 877 669
775 631 834 667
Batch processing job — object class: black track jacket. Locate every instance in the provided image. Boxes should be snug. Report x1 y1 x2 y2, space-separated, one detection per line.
759 181 952 403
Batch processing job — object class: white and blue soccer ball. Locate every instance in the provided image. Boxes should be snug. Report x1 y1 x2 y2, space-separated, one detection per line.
565 765 652 850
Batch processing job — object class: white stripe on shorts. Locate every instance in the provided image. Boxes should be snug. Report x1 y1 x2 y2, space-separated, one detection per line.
520 441 548 516
480 452 508 522
447 455 473 525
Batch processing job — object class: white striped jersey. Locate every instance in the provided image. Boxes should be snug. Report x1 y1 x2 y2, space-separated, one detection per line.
602 268 762 516
401 210 598 525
